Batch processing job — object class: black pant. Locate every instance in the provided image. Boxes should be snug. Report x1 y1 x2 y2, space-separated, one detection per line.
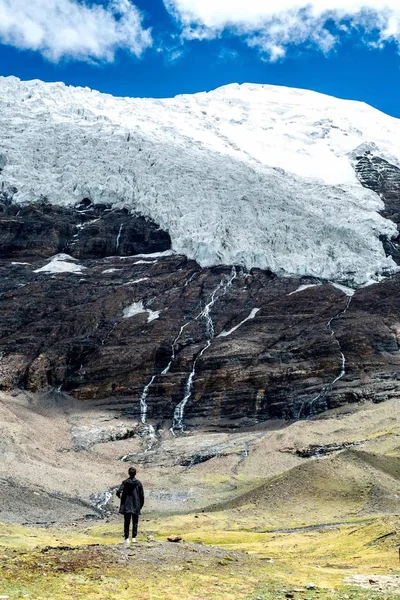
124 513 139 539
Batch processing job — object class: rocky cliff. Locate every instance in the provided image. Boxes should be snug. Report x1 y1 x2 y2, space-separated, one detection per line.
1 149 400 431
1 79 400 431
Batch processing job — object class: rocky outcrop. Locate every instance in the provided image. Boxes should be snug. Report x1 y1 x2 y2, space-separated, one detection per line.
287 441 365 459
71 423 142 450
355 153 400 264
0 198 171 260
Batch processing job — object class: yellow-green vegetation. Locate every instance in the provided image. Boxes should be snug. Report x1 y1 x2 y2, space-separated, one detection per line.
0 513 399 599
0 400 399 599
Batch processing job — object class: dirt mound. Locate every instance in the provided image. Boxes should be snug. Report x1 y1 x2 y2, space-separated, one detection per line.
210 448 400 524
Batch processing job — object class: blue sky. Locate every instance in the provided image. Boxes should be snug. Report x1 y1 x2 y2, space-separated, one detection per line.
0 0 399 117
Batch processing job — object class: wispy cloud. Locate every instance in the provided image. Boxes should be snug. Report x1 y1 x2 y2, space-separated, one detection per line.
163 1 400 59
217 47 240 63
0 0 152 62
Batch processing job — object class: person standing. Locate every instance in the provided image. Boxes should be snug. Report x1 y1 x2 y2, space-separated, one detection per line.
116 466 145 546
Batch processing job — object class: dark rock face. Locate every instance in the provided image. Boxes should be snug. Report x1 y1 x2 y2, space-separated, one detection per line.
1 184 400 431
355 153 400 264
0 198 171 260
291 441 364 459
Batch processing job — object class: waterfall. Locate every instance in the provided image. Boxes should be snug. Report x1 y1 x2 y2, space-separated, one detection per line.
161 323 191 375
140 374 156 424
69 216 102 248
115 224 123 252
172 267 237 432
172 340 211 431
139 269 237 432
328 296 352 388
297 295 353 419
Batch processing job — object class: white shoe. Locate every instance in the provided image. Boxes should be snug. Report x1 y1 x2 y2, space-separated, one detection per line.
132 537 137 543
123 538 130 548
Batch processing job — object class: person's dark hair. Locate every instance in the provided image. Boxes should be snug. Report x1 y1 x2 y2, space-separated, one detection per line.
128 467 137 478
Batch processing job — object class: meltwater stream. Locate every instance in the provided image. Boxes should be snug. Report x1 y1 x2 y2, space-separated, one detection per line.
115 224 123 252
136 281 204 424
172 267 237 432
139 374 156 424
297 294 354 419
136 267 237 430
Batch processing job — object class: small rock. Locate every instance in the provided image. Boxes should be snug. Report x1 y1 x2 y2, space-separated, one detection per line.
285 594 295 599
167 535 182 543
306 583 317 590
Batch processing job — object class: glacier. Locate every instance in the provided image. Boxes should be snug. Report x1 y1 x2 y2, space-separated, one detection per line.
1 76 400 285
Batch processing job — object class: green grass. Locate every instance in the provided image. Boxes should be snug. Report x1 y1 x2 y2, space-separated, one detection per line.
0 513 399 599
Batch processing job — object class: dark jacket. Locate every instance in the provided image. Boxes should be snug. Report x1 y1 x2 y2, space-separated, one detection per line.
116 477 144 515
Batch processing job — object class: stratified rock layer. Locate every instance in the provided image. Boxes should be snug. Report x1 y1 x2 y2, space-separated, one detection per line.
0 198 171 260
0 196 399 430
0 150 400 429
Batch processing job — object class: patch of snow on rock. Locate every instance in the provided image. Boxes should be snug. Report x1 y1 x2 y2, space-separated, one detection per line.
330 282 356 297
133 250 174 259
288 284 321 296
34 254 85 275
123 301 146 318
123 278 150 285
123 301 161 322
218 308 260 337
147 309 161 322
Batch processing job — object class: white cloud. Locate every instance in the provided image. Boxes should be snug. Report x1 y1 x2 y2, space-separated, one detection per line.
163 1 400 59
0 0 152 62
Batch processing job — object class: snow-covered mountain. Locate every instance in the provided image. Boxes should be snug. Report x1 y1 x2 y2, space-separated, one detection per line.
1 76 399 285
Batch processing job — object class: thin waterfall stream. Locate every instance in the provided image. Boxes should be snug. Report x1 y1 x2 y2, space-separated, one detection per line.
172 267 237 432
139 374 157 424
135 267 237 434
115 224 123 252
297 294 353 419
